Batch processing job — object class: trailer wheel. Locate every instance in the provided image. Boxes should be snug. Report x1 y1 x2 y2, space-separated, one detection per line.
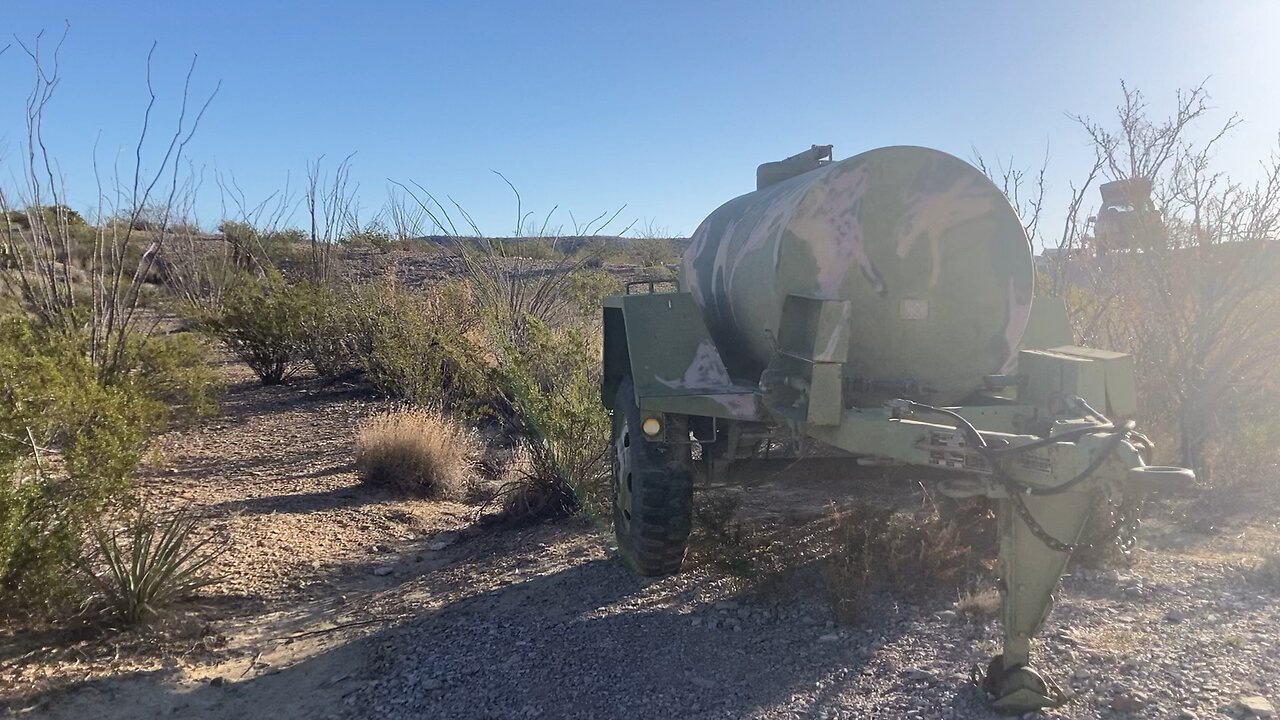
612 377 693 576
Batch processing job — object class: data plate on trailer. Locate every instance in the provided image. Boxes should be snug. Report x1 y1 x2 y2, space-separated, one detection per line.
1018 452 1052 475
924 429 989 473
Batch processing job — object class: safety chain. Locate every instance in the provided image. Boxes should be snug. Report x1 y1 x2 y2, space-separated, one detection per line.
1093 486 1145 557
1003 478 1145 555
1006 487 1077 553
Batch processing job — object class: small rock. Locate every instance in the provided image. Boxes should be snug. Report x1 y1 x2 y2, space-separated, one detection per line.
1111 693 1145 713
1176 710 1199 720
422 678 443 691
691 677 717 690
209 676 225 687
1236 696 1276 717
818 633 839 642
430 531 460 550
937 610 958 622
1166 609 1185 622
372 566 395 577
904 667 933 682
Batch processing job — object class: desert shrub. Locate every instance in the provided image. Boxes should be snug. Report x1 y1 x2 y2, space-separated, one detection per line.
343 222 393 252
1200 399 1280 493
823 503 975 624
115 331 220 416
488 316 610 523
686 494 829 599
4 205 88 232
210 273 324 384
0 318 162 613
687 493 983 622
0 462 85 614
301 285 362 382
622 238 678 267
217 220 258 265
566 269 623 315
689 495 757 578
84 508 225 624
509 238 560 261
294 277 493 405
355 408 479 500
215 221 307 269
352 279 492 408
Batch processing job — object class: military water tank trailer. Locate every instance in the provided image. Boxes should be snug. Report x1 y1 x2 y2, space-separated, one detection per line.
600 145 1194 713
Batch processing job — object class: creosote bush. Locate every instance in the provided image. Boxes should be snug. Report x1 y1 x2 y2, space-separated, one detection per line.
209 272 324 385
118 330 221 417
0 317 165 613
290 276 493 409
351 279 491 408
355 408 479 500
488 316 610 524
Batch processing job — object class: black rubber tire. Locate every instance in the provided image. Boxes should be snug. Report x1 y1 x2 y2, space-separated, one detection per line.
612 377 694 576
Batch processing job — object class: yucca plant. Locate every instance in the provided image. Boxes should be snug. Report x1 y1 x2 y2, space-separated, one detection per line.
85 510 225 624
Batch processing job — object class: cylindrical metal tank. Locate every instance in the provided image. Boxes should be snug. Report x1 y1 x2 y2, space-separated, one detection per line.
681 146 1034 405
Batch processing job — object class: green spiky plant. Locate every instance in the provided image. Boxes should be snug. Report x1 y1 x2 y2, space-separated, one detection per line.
86 510 226 624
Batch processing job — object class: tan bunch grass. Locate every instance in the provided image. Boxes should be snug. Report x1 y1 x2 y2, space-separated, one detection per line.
355 408 479 500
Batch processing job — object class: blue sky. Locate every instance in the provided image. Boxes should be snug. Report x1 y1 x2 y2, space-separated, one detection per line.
3 1 1278 241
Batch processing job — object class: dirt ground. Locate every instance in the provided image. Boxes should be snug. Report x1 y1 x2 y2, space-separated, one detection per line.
2 360 1278 719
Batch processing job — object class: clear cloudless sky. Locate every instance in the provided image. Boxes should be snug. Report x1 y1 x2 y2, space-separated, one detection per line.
3 1 1279 241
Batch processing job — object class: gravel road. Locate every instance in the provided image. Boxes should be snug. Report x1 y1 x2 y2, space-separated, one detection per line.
333 517 1278 720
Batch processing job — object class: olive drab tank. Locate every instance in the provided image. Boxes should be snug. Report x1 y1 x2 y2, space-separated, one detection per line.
602 144 1193 714
681 145 1034 405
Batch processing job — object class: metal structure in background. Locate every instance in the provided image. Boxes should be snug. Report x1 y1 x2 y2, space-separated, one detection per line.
601 145 1193 714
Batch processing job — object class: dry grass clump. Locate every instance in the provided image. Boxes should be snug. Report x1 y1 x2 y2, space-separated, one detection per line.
687 494 821 596
822 503 980 625
354 408 479 500
687 494 988 617
1254 547 1280 590
954 587 1002 618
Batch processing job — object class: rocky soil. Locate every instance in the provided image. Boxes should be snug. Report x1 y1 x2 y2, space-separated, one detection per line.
3 361 1277 720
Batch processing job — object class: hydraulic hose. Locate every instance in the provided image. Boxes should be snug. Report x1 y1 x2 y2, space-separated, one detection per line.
894 399 1135 495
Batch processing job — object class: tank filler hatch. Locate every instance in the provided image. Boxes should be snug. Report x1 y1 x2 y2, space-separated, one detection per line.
756 144 833 190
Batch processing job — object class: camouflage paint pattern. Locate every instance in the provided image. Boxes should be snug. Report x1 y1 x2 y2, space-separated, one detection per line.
682 146 1034 404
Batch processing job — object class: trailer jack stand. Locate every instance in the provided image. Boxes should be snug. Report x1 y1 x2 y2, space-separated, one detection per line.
979 654 1066 713
983 489 1093 713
